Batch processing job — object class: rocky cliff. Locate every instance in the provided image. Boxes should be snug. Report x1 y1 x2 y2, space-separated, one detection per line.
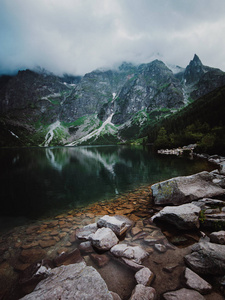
0 55 225 147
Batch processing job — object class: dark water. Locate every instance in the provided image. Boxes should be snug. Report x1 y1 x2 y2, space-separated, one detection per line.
0 145 215 225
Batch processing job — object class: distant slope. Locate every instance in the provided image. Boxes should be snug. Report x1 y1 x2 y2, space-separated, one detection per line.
148 84 225 155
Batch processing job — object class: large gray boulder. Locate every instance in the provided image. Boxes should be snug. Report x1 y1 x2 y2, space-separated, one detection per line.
151 171 225 205
163 288 205 300
20 261 113 300
152 203 201 230
185 242 225 275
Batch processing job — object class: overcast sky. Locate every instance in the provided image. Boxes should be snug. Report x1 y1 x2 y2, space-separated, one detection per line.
1 0 225 76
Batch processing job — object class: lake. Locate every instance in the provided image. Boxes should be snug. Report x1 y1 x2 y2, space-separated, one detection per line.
0 145 215 231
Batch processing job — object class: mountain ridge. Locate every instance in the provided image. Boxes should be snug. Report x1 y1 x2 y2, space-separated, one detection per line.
0 55 225 147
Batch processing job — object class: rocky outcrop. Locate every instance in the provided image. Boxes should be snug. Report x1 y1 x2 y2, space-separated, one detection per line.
20 261 114 300
151 171 225 206
152 203 201 230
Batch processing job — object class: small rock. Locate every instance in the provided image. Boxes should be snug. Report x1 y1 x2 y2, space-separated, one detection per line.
135 267 154 286
184 267 212 294
97 215 133 236
129 284 156 300
53 248 83 267
39 239 57 248
91 228 119 251
90 253 110 268
154 244 167 253
163 288 205 300
210 231 225 245
110 244 148 264
19 248 46 264
76 223 98 240
78 241 94 254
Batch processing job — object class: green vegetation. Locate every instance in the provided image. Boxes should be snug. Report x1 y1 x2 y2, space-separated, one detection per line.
148 85 225 155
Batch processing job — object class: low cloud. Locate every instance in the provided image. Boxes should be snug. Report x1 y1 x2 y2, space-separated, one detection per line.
1 0 225 75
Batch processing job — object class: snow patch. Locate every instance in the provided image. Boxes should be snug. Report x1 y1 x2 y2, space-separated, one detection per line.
9 130 19 139
44 121 61 147
67 113 117 146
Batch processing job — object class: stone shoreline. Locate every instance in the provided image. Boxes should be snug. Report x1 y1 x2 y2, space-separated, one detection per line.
1 160 225 299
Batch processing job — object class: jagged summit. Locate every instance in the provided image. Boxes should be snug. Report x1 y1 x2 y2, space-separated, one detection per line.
184 54 204 84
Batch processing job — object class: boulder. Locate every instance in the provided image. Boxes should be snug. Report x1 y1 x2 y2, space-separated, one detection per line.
97 215 132 236
91 227 119 251
20 261 113 300
151 171 225 205
76 223 98 240
185 242 225 275
134 267 154 286
129 284 156 300
210 230 225 245
110 244 148 264
184 267 212 294
163 288 205 300
152 203 201 230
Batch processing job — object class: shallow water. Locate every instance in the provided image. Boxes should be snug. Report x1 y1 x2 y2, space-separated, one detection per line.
0 145 216 232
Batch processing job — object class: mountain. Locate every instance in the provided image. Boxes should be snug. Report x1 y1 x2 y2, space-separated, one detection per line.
0 55 225 147
148 84 225 155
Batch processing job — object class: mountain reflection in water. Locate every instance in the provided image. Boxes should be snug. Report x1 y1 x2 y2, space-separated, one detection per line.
0 145 214 223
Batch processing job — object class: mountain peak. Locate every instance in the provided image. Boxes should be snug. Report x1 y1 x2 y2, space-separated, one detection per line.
184 54 204 84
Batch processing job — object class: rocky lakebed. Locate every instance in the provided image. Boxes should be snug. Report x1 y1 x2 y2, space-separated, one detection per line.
1 154 225 299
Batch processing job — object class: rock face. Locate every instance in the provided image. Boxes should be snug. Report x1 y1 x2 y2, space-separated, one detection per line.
20 261 113 300
152 203 201 230
151 171 225 206
185 242 225 275
184 267 212 294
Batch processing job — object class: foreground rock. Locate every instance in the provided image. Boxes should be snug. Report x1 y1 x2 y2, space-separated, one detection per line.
184 267 212 294
20 261 114 300
152 203 201 230
151 171 225 205
185 242 225 275
163 288 205 300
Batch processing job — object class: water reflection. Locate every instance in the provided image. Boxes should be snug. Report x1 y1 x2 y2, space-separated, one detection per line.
0 146 214 224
